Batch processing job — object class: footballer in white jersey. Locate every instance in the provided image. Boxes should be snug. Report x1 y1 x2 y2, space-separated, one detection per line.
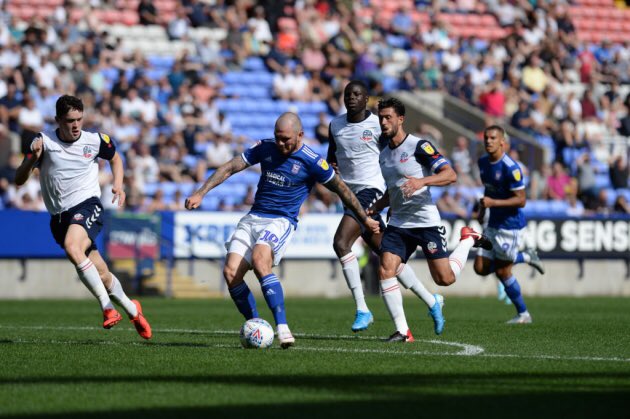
372 97 491 342
15 95 152 339
36 129 115 216
328 110 384 195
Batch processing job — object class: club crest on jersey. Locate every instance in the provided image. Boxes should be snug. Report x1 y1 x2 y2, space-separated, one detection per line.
495 171 502 180
420 142 435 155
73 214 84 221
427 241 438 254
512 169 521 181
291 163 301 174
360 130 373 142
317 158 329 170
83 146 93 158
400 152 409 163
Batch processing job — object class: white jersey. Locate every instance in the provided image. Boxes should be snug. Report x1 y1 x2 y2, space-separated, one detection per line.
379 134 449 228
35 130 116 215
329 112 385 194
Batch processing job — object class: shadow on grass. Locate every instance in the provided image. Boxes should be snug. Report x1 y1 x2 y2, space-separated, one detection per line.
2 373 630 419
2 393 628 419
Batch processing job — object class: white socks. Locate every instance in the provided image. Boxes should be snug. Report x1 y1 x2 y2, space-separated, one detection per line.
449 237 474 278
76 259 114 311
396 264 436 308
340 252 369 312
107 274 138 318
380 277 408 334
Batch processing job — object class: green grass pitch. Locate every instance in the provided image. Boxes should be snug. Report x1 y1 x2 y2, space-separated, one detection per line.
1 296 629 418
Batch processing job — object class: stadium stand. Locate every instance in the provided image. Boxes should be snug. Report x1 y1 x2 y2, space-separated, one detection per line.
1 0 629 219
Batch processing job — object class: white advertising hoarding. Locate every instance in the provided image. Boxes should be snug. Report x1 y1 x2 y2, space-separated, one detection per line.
174 212 344 258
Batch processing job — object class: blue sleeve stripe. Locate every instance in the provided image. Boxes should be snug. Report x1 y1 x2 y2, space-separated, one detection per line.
431 159 448 173
302 146 318 159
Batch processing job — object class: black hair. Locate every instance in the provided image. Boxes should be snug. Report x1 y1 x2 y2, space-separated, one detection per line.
344 80 368 95
377 97 405 116
55 95 83 118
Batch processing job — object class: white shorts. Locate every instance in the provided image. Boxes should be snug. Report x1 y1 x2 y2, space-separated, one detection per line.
226 213 295 266
477 227 523 262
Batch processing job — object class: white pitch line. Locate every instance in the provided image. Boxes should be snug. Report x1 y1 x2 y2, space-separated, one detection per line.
2 324 630 363
0 324 482 356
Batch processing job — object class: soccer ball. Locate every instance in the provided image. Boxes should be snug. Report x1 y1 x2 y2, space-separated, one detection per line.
239 318 274 349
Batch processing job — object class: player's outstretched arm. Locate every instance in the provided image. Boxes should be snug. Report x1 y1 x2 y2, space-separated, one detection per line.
109 152 126 208
324 175 380 234
186 155 249 210
15 137 43 186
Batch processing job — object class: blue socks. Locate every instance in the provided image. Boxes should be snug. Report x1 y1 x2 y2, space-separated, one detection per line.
260 273 287 325
228 282 258 320
502 276 527 314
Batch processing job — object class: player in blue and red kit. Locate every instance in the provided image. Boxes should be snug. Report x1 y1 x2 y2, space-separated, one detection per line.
185 112 380 348
475 125 533 324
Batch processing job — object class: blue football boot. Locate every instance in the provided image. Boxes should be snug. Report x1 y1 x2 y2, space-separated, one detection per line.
351 310 374 332
428 294 445 335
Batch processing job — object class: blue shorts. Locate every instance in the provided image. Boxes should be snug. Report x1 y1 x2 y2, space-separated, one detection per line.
343 188 386 234
381 225 448 262
49 197 104 252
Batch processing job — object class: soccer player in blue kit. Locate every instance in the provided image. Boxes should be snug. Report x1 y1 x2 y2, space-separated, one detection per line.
474 125 533 324
185 112 380 348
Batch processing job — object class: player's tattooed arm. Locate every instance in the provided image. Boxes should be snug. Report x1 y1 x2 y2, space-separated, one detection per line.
197 155 248 196
186 155 249 210
325 176 381 233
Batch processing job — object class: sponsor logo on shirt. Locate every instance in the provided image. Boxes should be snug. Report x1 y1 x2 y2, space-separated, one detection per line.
420 142 435 155
512 169 521 181
400 152 409 163
264 171 288 187
83 146 93 158
317 158 329 170
360 130 373 142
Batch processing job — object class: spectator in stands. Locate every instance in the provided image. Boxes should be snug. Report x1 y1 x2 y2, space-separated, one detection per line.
450 135 473 180
576 153 599 209
618 94 630 137
579 90 598 120
478 80 505 118
436 189 468 219
18 94 43 154
168 5 191 41
205 134 233 169
565 187 585 217
138 0 160 26
145 189 169 213
609 155 629 190
522 54 547 94
545 161 572 201
511 100 535 135
613 195 630 214
133 143 159 190
0 83 21 135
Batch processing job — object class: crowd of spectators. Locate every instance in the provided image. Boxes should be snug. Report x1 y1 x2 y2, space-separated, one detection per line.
0 0 629 218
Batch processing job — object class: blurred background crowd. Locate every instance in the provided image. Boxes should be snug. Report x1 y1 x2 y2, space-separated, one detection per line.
1 0 630 219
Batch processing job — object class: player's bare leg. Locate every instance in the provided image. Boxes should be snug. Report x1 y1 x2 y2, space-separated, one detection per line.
64 225 120 328
251 244 294 348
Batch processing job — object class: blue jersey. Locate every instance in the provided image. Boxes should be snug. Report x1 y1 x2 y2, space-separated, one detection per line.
242 139 335 226
478 153 526 230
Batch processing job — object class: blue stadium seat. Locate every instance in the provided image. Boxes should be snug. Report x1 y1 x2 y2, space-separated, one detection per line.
201 195 220 211
243 56 266 71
